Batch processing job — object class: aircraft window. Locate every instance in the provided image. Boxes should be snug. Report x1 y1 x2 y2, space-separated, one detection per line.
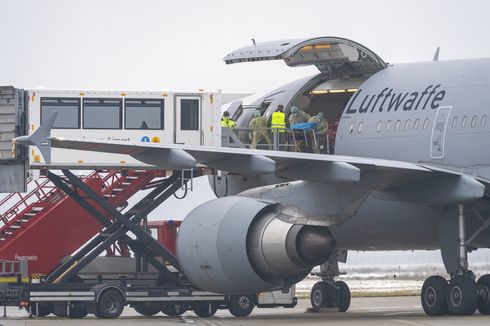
41 97 80 129
83 98 122 129
423 118 430 130
348 122 355 134
461 116 468 128
395 120 401 132
180 99 199 130
451 116 459 129
471 115 478 128
385 120 392 132
357 122 364 133
482 115 487 127
404 119 411 131
125 99 164 130
413 119 420 131
376 121 382 132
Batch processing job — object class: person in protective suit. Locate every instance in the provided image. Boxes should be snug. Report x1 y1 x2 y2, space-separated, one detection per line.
288 106 311 126
248 110 271 149
221 111 236 128
309 112 329 153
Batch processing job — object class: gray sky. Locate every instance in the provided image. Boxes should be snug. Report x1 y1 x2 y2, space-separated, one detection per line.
2 0 490 96
2 0 489 265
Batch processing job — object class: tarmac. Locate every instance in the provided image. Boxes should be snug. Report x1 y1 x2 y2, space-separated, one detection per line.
0 296 489 325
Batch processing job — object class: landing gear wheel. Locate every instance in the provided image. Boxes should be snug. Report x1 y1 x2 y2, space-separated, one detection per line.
133 302 161 316
97 289 125 318
336 281 351 312
477 274 490 315
447 275 477 315
161 303 188 316
421 275 448 316
228 295 255 317
310 281 332 312
192 303 218 317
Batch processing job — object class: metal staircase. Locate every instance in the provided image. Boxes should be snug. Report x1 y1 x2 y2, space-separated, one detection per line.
0 169 163 275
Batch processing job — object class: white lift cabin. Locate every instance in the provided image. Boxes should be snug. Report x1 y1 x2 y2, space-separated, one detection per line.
26 88 244 169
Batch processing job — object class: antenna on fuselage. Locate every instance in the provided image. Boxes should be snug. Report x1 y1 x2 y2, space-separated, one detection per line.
251 38 256 46
433 47 440 61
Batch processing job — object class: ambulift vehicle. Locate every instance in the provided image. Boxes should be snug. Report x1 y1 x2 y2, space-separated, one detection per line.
0 169 296 318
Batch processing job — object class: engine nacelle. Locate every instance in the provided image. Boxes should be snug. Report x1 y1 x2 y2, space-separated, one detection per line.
176 196 336 294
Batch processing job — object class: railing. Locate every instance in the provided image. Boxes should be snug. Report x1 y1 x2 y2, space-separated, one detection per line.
0 259 28 276
0 177 61 226
222 127 332 154
0 171 121 229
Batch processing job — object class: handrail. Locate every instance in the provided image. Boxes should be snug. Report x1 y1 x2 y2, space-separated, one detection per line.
223 127 331 153
0 177 57 225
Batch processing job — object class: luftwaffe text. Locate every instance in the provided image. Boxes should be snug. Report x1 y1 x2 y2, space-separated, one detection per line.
345 84 446 114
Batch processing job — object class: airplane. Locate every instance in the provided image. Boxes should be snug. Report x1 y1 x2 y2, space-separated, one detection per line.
15 36 490 317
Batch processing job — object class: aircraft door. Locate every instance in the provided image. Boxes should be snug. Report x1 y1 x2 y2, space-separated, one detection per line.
430 106 452 159
175 96 202 145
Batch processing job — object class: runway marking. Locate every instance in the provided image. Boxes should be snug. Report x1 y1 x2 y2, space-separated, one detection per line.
357 306 421 310
180 315 196 323
393 319 431 325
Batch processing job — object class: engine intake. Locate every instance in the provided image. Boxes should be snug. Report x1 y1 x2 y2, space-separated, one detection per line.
176 196 336 294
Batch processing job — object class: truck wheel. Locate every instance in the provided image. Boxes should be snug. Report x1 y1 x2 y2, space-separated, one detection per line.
69 305 88 318
133 302 161 316
29 303 52 317
97 289 125 318
161 303 187 316
192 303 218 317
228 295 255 317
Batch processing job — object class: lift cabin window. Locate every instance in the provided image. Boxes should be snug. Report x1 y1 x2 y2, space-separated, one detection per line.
180 99 199 130
125 99 164 130
83 98 122 129
41 98 80 129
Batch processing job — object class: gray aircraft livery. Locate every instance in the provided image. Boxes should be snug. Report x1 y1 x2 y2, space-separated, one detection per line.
16 37 490 317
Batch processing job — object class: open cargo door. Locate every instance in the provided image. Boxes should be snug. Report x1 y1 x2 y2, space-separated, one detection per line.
224 37 386 78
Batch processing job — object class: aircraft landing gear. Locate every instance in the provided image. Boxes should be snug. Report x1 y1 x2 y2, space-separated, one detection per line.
310 251 351 312
422 204 490 316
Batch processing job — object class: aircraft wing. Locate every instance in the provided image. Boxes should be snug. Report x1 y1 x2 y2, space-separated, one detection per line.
36 137 482 204
14 113 485 205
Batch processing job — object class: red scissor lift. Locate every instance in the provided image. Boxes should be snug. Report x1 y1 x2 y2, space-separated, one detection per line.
0 169 164 275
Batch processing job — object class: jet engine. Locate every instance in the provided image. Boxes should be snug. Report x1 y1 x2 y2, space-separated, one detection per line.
176 196 336 294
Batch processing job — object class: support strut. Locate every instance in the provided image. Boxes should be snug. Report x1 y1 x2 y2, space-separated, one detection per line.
457 204 469 272
45 170 188 284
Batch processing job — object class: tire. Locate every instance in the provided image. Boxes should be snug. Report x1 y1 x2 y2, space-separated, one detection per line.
69 305 88 318
66 275 88 318
161 303 188 316
133 302 161 316
477 274 490 315
29 303 52 317
421 275 448 316
447 275 477 316
97 289 125 318
310 282 330 312
228 295 255 317
192 303 218 317
336 281 351 312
